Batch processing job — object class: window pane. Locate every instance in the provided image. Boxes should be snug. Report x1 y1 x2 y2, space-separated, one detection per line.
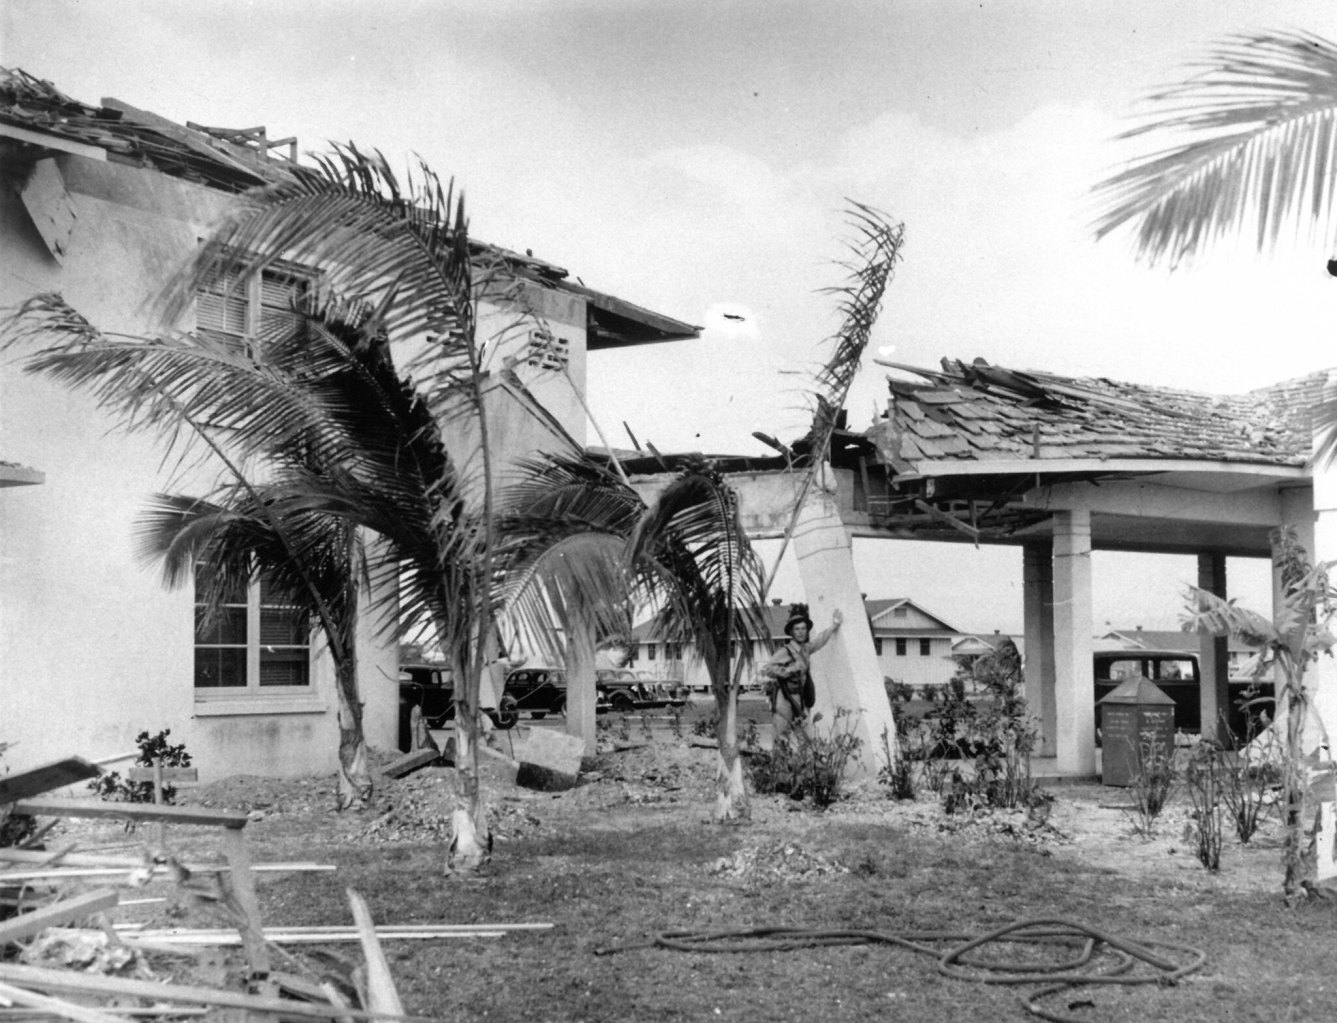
195 605 247 644
920 638 931 656
260 606 307 645
195 647 246 688
260 648 310 687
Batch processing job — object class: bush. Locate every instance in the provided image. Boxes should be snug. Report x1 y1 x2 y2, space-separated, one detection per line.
749 708 863 807
89 729 192 805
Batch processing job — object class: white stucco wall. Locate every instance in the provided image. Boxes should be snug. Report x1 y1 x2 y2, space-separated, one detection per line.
0 155 396 780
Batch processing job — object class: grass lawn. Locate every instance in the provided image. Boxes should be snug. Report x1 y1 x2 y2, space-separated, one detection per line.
56 734 1337 1023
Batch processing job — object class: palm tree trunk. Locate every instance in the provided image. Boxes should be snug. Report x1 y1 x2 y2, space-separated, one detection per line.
447 653 489 874
712 654 750 823
333 656 373 811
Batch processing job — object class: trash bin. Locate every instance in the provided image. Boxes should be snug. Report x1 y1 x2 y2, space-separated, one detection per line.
1096 675 1176 786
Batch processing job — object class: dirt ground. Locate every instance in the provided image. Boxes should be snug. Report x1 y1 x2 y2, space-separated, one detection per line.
36 737 1337 1022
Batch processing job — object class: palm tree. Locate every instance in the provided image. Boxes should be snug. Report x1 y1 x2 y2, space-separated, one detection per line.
500 452 768 822
6 247 495 868
1091 30 1337 269
136 485 373 811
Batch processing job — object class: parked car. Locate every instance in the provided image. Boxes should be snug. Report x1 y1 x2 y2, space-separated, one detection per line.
1093 650 1274 743
501 667 567 725
398 663 455 728
400 663 518 731
595 669 690 713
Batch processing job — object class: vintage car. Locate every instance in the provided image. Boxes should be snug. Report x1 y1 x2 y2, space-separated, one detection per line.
499 667 567 726
398 663 455 728
595 669 690 713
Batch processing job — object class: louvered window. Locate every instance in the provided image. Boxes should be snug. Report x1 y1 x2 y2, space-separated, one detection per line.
526 328 570 370
196 264 311 347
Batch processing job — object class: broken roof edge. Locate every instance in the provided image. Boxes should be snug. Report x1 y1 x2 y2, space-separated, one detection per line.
1 67 699 347
0 462 45 487
889 457 1311 478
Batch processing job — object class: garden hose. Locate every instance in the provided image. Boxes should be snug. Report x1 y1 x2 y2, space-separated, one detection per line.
594 917 1206 1023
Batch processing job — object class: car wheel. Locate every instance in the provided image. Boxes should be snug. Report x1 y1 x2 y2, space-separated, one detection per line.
493 695 519 730
612 692 635 713
555 696 566 717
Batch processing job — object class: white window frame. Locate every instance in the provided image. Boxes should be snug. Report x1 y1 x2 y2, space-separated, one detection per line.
192 258 321 712
194 573 315 703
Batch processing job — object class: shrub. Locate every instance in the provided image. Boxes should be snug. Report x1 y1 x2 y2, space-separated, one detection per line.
1128 730 1177 838
749 708 863 808
89 729 192 805
1185 741 1225 871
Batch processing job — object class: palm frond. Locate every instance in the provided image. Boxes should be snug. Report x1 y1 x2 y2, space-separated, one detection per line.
629 461 767 686
763 204 903 593
1092 30 1337 264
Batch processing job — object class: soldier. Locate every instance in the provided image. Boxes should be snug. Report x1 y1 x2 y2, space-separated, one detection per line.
760 602 843 738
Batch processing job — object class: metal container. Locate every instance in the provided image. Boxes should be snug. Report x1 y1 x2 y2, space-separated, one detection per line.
1096 675 1176 786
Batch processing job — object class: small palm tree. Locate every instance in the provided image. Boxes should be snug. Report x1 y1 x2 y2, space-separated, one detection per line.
136 487 373 810
500 452 767 822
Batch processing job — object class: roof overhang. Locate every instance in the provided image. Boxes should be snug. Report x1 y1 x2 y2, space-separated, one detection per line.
0 463 44 487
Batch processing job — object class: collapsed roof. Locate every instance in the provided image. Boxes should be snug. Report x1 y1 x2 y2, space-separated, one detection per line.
0 67 699 348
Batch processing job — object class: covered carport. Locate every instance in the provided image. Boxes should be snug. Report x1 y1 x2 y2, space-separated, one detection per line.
854 357 1328 776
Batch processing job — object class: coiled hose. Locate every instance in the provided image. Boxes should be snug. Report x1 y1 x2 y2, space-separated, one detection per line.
594 917 1206 1023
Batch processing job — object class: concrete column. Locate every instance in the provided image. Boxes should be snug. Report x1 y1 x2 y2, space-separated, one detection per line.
1051 509 1095 776
1023 542 1056 757
564 623 598 757
790 470 898 776
1196 552 1230 742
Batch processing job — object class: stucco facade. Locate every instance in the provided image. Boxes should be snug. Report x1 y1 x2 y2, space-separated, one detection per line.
0 75 696 780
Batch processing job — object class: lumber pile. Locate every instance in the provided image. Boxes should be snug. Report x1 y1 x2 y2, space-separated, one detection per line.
1 755 552 1022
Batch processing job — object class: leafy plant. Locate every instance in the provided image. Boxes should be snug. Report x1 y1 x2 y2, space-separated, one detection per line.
1185 742 1225 871
1127 730 1178 838
89 729 193 805
749 708 864 808
1185 525 1337 901
691 710 719 739
878 726 915 801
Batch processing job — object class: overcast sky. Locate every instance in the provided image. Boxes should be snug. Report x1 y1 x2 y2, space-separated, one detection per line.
6 0 1333 632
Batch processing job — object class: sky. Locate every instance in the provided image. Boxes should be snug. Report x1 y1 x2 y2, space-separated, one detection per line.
5 0 1335 633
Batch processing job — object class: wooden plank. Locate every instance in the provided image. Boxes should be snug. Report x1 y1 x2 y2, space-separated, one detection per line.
0 889 119 945
0 980 126 1023
0 963 433 1022
12 798 248 830
345 890 404 1021
379 750 438 780
0 849 333 874
0 759 101 804
218 829 269 978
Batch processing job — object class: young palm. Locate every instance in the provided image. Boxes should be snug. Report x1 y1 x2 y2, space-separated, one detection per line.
5 282 487 864
136 487 373 810
501 451 767 822
627 456 768 822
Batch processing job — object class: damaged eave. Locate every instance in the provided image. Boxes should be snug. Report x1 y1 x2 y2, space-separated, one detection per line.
0 123 107 161
0 463 45 487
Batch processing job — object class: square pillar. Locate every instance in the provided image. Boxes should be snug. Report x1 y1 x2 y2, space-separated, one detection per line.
1196 552 1230 742
790 473 899 776
1023 542 1056 757
1052 509 1095 776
